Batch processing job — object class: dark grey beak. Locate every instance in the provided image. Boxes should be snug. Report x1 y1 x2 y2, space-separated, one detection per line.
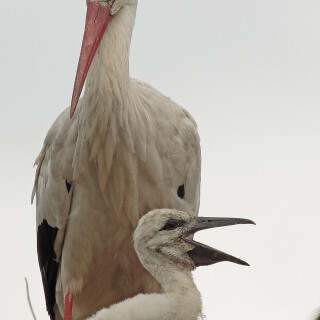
184 217 255 267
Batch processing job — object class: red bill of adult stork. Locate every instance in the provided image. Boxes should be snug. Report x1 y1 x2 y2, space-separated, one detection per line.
32 1 201 319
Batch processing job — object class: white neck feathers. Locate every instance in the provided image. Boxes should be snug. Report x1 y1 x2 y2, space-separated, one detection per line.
74 4 137 183
86 246 203 320
84 4 136 101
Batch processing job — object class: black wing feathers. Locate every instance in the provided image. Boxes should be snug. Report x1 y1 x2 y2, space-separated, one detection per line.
37 220 59 320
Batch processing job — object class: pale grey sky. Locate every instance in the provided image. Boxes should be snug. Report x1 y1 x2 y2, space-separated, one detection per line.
1 0 320 319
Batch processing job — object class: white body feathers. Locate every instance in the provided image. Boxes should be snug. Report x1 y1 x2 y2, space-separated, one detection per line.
87 274 202 320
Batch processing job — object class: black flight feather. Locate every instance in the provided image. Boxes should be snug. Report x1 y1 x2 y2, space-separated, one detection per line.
37 220 59 320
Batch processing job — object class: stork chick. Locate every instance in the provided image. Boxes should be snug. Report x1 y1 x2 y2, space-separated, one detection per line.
87 209 255 320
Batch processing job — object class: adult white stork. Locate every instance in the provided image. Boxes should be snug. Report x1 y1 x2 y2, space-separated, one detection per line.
32 1 201 320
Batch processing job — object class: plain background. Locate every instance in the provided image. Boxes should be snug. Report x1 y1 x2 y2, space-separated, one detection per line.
1 0 320 319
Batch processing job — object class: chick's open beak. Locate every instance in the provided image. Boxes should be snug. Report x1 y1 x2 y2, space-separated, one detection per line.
183 217 255 267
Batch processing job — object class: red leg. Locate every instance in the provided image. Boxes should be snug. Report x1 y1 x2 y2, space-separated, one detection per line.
64 285 73 320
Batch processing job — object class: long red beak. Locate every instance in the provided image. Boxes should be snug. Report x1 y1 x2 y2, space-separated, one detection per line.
70 2 113 118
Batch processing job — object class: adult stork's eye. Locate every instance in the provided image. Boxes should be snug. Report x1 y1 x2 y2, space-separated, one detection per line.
160 219 186 231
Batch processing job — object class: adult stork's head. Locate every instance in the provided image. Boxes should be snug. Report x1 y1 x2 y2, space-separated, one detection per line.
134 209 255 272
70 0 136 117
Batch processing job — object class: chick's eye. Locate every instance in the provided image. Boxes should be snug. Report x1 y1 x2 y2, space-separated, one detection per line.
160 219 186 231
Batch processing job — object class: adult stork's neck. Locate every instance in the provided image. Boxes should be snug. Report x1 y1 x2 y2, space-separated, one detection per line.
82 4 136 120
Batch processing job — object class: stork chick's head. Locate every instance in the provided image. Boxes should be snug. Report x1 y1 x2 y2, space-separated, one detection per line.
134 209 255 272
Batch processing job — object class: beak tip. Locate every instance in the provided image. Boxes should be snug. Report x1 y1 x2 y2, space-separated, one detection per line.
236 259 250 267
242 219 256 226
70 101 77 118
